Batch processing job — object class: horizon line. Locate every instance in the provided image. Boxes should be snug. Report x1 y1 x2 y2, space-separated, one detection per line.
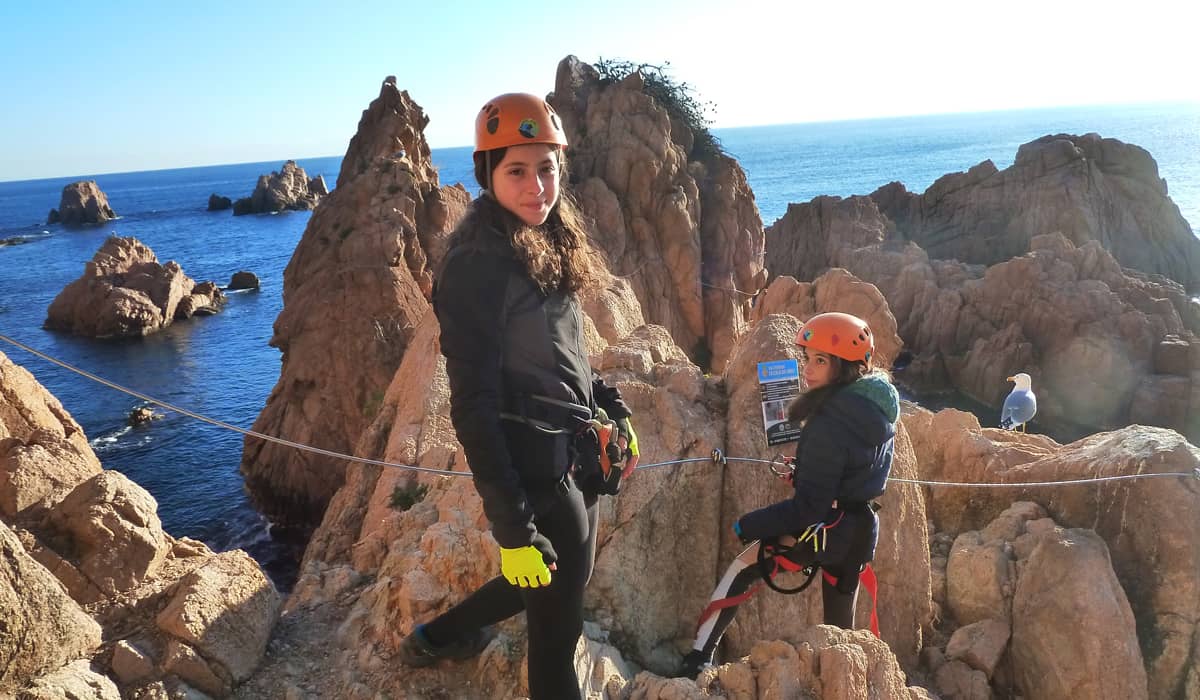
3 98 1196 185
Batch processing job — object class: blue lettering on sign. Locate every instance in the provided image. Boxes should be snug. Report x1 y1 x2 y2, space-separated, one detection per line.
757 359 799 382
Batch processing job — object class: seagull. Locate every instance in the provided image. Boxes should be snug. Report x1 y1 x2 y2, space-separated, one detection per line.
1000 373 1037 432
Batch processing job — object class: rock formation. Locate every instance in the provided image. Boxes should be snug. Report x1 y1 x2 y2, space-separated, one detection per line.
227 270 260 290
1 351 280 698
239 77 471 530
766 187 1200 442
250 291 932 697
232 161 325 215
45 235 225 338
228 67 1200 699
872 133 1200 291
46 180 116 225
906 406 1200 699
550 56 768 372
208 193 232 211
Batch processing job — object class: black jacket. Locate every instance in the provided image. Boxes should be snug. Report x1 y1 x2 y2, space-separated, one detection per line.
434 212 628 549
737 374 899 553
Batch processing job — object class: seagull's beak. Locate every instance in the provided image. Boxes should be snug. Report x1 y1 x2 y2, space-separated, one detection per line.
1006 376 1014 382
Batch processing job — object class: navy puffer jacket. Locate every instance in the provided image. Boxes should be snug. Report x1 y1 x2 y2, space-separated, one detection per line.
737 374 899 561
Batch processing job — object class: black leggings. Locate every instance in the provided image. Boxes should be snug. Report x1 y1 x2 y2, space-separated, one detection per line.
423 478 598 700
691 542 863 661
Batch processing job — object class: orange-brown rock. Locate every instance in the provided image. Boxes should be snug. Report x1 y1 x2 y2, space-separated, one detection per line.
47 179 116 225
871 133 1200 291
231 160 325 215
770 186 1200 440
240 78 469 529
905 406 1200 700
1 352 102 519
44 235 226 338
338 76 438 189
254 289 936 698
1 351 280 698
551 56 767 372
0 521 102 694
155 550 281 695
749 268 904 371
1012 526 1147 700
44 470 171 597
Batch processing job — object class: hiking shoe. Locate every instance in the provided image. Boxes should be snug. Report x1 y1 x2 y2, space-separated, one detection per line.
398 625 494 667
675 649 713 680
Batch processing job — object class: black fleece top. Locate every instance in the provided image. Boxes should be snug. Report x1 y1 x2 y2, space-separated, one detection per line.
738 374 899 541
434 213 629 549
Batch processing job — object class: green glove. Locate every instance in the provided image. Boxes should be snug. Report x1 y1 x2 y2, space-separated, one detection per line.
616 416 639 475
500 545 552 588
616 416 638 457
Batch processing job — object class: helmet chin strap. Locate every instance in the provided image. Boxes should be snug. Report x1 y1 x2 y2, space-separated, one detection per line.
485 150 493 193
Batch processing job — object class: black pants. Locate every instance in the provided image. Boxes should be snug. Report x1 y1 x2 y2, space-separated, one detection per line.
691 509 877 661
423 478 598 700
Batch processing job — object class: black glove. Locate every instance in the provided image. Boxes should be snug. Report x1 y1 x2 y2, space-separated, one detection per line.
530 532 558 565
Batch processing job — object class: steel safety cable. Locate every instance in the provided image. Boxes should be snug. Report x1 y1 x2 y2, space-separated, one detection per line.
3 334 1196 488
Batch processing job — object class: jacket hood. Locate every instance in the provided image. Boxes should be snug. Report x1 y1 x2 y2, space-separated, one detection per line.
824 374 899 444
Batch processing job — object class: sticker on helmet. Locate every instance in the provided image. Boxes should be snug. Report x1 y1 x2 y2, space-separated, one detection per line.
801 329 813 341
518 118 539 139
830 333 840 346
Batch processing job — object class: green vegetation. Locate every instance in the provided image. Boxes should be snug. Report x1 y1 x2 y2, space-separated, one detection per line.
594 58 724 162
362 388 385 418
390 482 429 511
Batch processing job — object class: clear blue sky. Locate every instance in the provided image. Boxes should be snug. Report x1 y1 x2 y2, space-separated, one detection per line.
1 0 1195 182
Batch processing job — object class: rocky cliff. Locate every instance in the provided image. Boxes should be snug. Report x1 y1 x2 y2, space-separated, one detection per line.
241 58 771 532
766 182 1200 443
44 235 225 338
551 56 767 372
227 65 1200 699
47 179 116 225
232 160 326 215
1 351 280 698
239 77 470 529
871 133 1200 291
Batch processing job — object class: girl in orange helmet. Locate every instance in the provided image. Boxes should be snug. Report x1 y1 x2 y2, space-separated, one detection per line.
678 312 899 679
397 93 635 700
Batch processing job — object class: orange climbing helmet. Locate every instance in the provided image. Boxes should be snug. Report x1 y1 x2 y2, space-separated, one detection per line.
474 93 568 153
795 312 875 364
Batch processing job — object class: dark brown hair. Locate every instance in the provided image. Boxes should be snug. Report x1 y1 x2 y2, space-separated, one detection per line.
457 147 600 295
787 350 870 424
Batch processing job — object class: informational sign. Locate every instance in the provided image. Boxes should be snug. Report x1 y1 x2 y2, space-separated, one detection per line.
757 359 802 446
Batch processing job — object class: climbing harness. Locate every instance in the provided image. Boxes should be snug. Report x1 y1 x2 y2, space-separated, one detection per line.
498 391 631 495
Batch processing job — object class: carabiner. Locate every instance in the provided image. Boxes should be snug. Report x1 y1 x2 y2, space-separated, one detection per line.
768 453 795 479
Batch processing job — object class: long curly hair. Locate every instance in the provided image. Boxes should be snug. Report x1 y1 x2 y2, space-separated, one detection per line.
447 147 600 295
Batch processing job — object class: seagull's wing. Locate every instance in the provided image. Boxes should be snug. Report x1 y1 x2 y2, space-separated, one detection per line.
1005 391 1036 426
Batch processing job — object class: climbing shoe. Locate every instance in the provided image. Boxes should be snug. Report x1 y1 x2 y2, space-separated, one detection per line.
397 624 494 667
675 649 713 680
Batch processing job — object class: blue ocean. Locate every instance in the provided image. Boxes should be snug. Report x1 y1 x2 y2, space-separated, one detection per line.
1 102 1196 588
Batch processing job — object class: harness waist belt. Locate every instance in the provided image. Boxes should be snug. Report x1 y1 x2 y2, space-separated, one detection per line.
500 393 592 435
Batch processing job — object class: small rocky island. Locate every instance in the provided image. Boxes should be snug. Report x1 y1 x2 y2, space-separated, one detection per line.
46 180 116 225
44 235 226 338
232 160 327 215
